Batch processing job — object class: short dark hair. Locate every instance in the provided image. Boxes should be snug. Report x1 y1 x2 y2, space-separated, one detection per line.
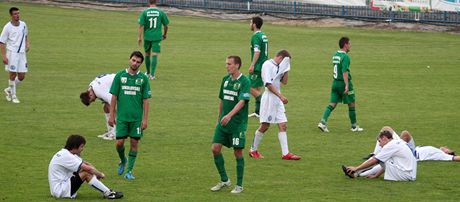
227 55 242 69
9 7 19 15
64 134 86 150
251 16 263 29
378 130 393 140
149 0 157 5
276 49 291 58
80 91 91 106
130 51 144 63
339 37 350 49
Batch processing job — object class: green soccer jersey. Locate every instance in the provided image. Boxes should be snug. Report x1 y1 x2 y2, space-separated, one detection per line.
250 31 268 71
138 7 169 41
332 50 352 81
218 73 251 133
110 69 151 122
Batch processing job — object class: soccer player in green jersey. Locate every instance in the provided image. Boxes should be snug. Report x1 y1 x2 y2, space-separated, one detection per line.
318 37 363 133
248 16 268 117
138 0 169 80
211 56 251 194
108 51 151 180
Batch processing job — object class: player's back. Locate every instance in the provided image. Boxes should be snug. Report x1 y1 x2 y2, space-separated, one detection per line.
139 7 169 41
331 51 351 81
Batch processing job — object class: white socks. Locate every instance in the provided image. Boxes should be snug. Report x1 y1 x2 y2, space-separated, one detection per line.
104 113 112 132
8 80 15 96
251 130 264 151
278 132 289 156
88 175 110 195
358 164 383 177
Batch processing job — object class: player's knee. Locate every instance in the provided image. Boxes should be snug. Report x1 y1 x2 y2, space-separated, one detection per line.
18 74 25 81
211 144 221 155
400 131 412 143
279 123 287 132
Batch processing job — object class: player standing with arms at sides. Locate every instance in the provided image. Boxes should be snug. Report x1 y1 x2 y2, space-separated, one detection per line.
249 50 301 160
210 56 251 194
318 37 363 133
248 16 268 117
1 7 29 103
80 73 116 140
138 0 169 80
108 51 151 180
48 134 123 199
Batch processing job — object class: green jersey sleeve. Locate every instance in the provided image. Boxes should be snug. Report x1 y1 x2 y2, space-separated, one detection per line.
341 54 350 73
138 11 146 26
109 73 121 96
238 77 251 101
218 76 226 99
252 35 262 52
142 76 152 99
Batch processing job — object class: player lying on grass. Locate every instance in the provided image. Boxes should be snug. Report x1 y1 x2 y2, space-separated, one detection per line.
80 73 116 140
342 129 417 181
48 134 123 199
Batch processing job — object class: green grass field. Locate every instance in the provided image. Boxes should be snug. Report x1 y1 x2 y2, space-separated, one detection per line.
0 2 460 201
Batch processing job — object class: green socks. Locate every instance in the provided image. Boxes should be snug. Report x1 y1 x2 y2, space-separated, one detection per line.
255 95 262 114
349 106 357 126
145 56 151 74
150 55 158 77
321 105 335 123
127 150 138 172
236 157 244 186
213 153 228 182
116 146 126 164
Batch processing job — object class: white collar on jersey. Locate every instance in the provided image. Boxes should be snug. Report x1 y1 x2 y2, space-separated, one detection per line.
125 68 140 75
337 50 346 53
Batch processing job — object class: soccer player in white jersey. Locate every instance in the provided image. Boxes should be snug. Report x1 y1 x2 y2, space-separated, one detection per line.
248 50 301 160
1 7 29 103
48 134 123 199
398 131 460 162
343 130 417 181
80 73 116 140
362 126 415 160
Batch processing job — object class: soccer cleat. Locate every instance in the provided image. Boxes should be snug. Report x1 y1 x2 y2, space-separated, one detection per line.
341 165 356 178
317 122 329 133
104 190 124 199
230 185 244 194
249 150 264 158
4 87 11 102
124 171 135 180
210 180 231 192
11 95 20 103
102 132 115 140
351 126 364 132
117 160 126 175
248 112 259 118
281 153 301 160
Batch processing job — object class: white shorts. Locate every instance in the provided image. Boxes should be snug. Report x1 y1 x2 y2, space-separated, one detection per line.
383 160 416 181
4 51 28 73
416 146 453 161
259 93 287 123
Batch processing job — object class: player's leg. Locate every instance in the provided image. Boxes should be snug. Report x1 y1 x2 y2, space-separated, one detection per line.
278 122 301 160
78 171 123 199
124 121 143 180
346 83 363 132
144 40 152 75
249 123 269 158
318 102 336 132
383 162 415 181
115 121 128 175
150 41 161 79
210 127 231 191
231 131 245 194
5 72 17 102
249 72 263 117
101 103 115 140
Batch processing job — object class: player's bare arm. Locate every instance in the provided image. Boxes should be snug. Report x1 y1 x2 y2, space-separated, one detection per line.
220 100 245 126
81 162 105 179
249 51 260 74
216 100 223 126
141 98 149 130
281 72 288 85
266 83 288 104
347 157 378 174
162 25 168 40
108 95 117 127
0 42 7 64
343 71 349 95
25 35 29 52
137 25 143 47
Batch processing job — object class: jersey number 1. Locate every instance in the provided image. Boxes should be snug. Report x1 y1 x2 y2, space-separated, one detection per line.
149 17 157 29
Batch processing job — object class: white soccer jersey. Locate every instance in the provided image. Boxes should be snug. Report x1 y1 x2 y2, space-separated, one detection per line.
0 21 28 53
48 148 83 198
89 73 115 104
259 59 288 123
415 146 454 161
374 139 417 181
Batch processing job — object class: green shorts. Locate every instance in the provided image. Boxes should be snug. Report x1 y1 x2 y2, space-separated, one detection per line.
329 80 356 104
144 40 161 53
116 120 143 140
212 125 246 149
249 70 263 88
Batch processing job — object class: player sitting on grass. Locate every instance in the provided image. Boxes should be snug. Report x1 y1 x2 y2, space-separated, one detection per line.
48 134 123 199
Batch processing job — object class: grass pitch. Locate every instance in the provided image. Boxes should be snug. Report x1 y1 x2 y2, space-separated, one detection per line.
0 2 459 201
